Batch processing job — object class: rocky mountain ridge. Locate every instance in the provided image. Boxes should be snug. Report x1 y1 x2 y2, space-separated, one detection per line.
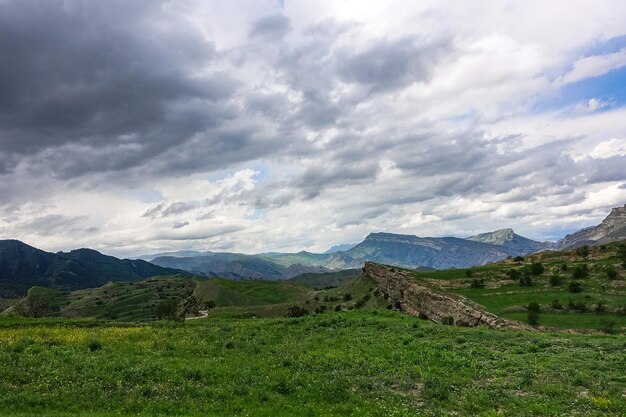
558 204 626 248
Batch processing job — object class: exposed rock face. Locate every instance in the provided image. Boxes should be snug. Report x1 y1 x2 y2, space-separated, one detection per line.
363 262 534 331
559 204 626 248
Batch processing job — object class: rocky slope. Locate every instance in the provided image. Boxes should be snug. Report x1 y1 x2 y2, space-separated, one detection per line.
0 240 185 297
559 204 626 248
363 262 534 330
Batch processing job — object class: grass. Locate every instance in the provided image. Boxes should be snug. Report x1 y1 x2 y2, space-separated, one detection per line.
0 310 625 416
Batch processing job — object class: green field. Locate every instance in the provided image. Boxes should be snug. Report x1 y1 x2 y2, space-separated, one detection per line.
0 310 625 417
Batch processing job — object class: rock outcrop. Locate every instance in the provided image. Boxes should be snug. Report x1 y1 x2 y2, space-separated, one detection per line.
559 204 626 249
364 262 535 331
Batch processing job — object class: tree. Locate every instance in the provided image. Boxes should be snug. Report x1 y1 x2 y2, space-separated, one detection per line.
572 264 589 279
519 275 533 287
156 299 180 320
568 281 583 293
507 269 522 280
513 256 525 262
606 267 618 280
530 263 545 276
470 279 485 288
576 245 589 258
286 305 308 317
204 300 216 309
26 293 49 318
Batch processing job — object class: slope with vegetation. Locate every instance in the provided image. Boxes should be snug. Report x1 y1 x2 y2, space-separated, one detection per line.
0 240 185 297
0 310 624 416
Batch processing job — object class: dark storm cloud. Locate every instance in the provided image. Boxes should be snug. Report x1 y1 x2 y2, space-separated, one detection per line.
0 0 255 181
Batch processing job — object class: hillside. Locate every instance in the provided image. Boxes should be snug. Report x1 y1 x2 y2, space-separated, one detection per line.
0 240 185 297
151 252 331 280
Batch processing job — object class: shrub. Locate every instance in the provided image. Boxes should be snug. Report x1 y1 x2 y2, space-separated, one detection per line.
156 299 180 320
595 302 607 314
530 263 545 276
87 338 102 352
204 300 216 309
286 305 308 317
470 279 485 288
334 305 342 312
465 269 473 278
549 275 563 286
313 295 319 301
601 320 616 334
572 264 589 279
507 269 522 280
576 245 590 257
574 302 588 312
519 275 533 287
442 316 454 325
343 293 352 301
513 256 525 262
569 281 583 293
606 267 618 280
527 302 540 312
561 263 568 272
527 310 540 325
551 299 562 309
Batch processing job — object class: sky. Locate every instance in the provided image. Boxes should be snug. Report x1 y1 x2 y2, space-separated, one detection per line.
1 0 626 257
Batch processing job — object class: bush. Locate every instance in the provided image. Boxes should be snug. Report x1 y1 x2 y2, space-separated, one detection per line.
595 302 607 314
442 316 454 325
470 279 485 288
527 310 540 325
156 299 180 320
572 264 589 279
569 281 583 293
530 263 545 276
561 263 568 272
87 338 102 352
606 267 618 280
549 275 563 286
465 269 473 278
527 302 540 312
343 293 352 301
519 275 533 287
286 305 308 317
601 320 616 334
513 256 525 262
507 269 522 280
576 245 590 257
335 305 342 312
551 299 563 309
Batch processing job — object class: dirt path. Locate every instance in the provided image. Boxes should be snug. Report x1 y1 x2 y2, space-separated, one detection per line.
185 310 209 320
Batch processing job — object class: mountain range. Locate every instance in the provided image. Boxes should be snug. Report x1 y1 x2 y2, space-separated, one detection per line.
2 203 625 295
150 229 552 279
0 240 185 297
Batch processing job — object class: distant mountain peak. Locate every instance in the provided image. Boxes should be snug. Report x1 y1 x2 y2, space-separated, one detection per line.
467 228 515 245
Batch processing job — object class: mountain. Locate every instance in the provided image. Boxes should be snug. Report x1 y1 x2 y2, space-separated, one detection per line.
558 204 626 249
153 229 551 279
135 250 208 262
323 243 358 254
467 228 555 253
150 252 331 280
0 240 186 297
342 232 518 270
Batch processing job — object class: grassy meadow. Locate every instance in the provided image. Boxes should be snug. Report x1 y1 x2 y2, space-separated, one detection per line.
1 310 625 417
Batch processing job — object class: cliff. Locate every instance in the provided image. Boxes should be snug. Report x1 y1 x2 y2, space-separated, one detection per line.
363 262 534 330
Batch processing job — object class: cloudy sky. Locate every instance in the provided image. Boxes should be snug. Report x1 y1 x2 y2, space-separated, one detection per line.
1 0 626 257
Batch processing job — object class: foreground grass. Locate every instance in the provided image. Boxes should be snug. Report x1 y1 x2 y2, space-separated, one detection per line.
1 310 625 416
